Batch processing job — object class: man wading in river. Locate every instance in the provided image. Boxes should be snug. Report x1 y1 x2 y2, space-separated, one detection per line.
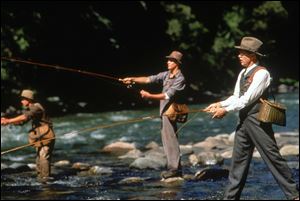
1 89 55 182
204 37 299 200
120 51 187 179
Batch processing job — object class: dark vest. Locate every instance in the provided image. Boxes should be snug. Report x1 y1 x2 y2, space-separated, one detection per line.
239 66 269 120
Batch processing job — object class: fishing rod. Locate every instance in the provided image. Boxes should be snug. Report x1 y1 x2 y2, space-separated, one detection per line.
1 56 122 82
0 56 141 92
1 108 206 155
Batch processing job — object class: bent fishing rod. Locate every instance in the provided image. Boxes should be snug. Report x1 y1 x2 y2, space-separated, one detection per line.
1 108 207 155
1 56 141 91
1 56 123 82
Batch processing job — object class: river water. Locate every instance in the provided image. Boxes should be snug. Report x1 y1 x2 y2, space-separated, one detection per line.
1 93 299 200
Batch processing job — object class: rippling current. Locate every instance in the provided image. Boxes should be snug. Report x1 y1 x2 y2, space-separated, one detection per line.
1 93 299 200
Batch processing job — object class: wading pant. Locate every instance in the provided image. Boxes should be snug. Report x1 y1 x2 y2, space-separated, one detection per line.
161 116 181 171
36 142 54 178
224 114 299 200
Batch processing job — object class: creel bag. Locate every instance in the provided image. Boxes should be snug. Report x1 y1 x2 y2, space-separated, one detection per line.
257 98 286 126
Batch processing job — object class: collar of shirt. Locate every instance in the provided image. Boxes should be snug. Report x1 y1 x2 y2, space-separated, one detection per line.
244 62 259 75
168 69 181 79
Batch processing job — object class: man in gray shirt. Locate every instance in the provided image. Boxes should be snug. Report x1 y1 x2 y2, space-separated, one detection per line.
120 51 186 179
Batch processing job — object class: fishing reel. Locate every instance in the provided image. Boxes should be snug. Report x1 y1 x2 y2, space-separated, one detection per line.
126 82 136 89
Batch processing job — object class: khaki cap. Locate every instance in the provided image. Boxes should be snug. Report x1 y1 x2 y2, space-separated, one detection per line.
21 89 34 100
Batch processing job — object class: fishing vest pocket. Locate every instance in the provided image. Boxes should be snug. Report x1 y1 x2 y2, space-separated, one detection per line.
164 103 189 123
28 124 55 148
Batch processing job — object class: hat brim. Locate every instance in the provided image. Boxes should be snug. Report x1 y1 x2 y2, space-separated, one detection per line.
165 56 182 64
20 96 34 101
234 46 265 57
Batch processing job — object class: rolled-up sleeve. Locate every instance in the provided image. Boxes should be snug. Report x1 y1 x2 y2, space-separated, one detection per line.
23 105 43 120
149 72 167 84
165 76 185 99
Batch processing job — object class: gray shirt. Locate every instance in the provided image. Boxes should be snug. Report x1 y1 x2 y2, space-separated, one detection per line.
149 70 186 115
23 103 52 128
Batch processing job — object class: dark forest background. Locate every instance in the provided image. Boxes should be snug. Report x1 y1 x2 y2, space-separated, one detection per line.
1 1 299 116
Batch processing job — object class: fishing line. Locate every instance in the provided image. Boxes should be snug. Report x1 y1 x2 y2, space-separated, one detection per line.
1 56 144 95
1 57 120 81
1 109 206 155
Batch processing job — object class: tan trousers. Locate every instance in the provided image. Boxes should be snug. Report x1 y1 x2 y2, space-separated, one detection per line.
36 142 54 178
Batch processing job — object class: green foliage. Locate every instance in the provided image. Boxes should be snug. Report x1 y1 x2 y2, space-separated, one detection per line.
13 28 30 51
279 78 299 87
163 2 208 51
252 1 288 31
1 66 9 80
0 1 298 99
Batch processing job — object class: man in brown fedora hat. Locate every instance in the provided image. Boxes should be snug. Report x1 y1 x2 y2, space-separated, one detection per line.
204 37 299 200
120 50 186 179
1 89 55 182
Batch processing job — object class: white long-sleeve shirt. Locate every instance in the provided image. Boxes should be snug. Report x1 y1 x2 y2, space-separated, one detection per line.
220 63 271 112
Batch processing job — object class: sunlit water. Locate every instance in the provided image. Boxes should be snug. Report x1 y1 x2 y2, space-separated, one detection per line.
1 93 299 200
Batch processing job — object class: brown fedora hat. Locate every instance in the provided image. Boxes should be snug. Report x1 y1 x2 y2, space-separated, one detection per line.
166 51 183 64
235 37 265 56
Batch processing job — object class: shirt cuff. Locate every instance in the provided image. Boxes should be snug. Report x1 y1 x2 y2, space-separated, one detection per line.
224 105 235 112
164 93 170 100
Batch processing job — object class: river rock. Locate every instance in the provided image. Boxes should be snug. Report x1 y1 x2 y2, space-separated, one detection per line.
1 163 8 170
189 154 199 166
118 177 145 185
194 167 229 181
193 136 229 151
221 149 233 159
72 162 91 170
278 84 289 93
180 144 194 155
253 149 261 158
280 145 299 156
118 149 143 159
101 141 136 155
130 149 166 169
89 166 113 175
130 157 166 170
161 177 184 186
228 131 235 143
189 152 224 166
2 163 32 174
145 141 160 150
54 160 71 167
27 163 37 170
159 190 178 200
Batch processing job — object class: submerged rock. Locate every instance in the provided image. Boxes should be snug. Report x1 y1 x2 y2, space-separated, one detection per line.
161 177 184 186
72 162 91 170
118 177 145 185
194 167 229 181
2 163 32 174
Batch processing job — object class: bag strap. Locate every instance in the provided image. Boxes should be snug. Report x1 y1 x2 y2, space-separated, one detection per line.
248 66 276 102
247 66 266 83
